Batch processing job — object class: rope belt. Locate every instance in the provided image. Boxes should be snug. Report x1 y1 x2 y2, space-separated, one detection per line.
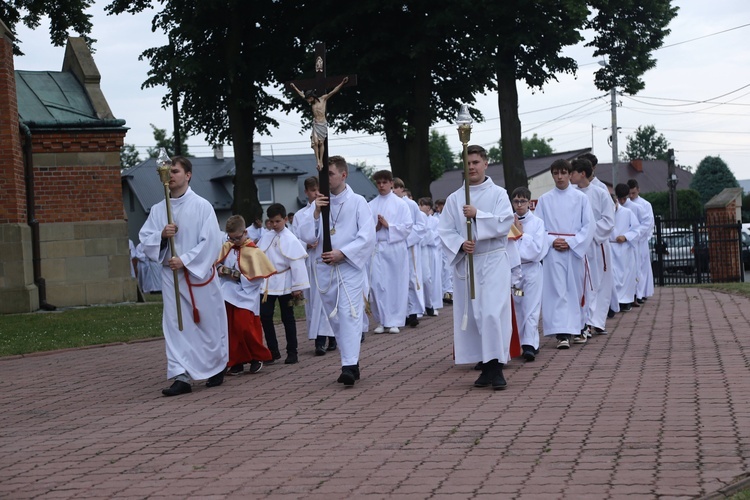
184 266 216 324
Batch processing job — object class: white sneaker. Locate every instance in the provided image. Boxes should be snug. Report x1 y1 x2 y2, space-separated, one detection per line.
556 338 570 349
388 327 400 334
572 334 587 344
373 325 385 334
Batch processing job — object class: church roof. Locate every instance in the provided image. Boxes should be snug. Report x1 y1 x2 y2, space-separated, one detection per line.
15 70 125 129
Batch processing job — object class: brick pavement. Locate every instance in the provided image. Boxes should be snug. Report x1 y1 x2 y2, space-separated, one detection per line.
1 287 749 499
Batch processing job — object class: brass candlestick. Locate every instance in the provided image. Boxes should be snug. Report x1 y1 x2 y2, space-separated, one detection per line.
456 105 475 300
156 148 183 331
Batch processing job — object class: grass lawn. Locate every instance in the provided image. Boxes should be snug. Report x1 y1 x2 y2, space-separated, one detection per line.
0 293 305 358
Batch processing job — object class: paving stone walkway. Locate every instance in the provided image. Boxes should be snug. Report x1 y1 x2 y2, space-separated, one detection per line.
1 287 749 499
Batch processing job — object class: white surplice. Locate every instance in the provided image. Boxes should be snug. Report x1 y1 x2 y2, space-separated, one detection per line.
292 202 334 340
403 197 426 315
577 184 615 330
368 192 412 328
139 187 228 381
631 195 655 299
512 210 548 350
421 214 443 310
296 185 376 366
535 184 595 336
610 202 640 305
257 227 309 296
438 176 514 364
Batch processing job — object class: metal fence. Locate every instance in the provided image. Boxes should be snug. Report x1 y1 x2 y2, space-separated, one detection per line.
651 215 746 286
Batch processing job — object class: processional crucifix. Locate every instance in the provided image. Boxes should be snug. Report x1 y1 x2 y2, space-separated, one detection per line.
287 43 356 252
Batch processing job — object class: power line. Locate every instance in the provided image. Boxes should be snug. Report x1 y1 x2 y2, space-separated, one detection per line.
659 23 750 49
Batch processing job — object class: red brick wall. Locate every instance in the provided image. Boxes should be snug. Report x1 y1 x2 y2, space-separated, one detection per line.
0 33 28 224
31 131 126 223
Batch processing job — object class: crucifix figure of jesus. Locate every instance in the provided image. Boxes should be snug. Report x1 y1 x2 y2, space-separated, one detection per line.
290 76 348 171
287 42 356 252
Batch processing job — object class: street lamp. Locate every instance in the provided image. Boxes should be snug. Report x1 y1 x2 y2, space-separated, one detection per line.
599 60 619 187
456 104 475 299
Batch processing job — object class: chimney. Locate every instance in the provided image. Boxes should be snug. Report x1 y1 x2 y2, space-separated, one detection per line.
631 159 643 173
213 144 224 160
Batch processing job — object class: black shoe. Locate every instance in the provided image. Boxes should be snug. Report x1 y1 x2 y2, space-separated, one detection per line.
315 337 327 356
521 345 536 362
284 354 299 364
353 364 361 381
227 364 244 376
162 380 191 397
474 366 492 388
326 337 338 351
491 362 507 390
337 366 356 386
636 298 644 304
631 301 640 308
474 361 484 371
619 303 632 312
425 307 436 317
361 333 366 343
607 308 616 318
206 371 224 388
267 350 282 364
248 360 263 374
407 314 419 328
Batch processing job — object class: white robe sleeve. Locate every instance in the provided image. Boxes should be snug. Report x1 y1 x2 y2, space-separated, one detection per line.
567 195 595 260
338 196 376 271
473 192 514 242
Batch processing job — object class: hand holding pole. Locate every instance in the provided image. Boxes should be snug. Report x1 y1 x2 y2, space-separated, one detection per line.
156 149 183 331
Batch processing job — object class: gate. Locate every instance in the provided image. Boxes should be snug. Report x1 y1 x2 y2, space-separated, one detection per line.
651 215 744 286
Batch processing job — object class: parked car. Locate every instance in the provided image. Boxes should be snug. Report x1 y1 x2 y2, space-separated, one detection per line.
742 231 750 271
650 230 696 275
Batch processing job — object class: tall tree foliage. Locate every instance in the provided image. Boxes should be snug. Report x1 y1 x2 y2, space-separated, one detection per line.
689 156 740 205
0 0 94 55
120 143 140 169
428 130 456 181
625 125 670 161
642 189 703 220
488 134 554 163
106 0 302 224
145 124 189 159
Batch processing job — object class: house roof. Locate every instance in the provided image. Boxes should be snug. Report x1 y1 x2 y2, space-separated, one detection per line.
15 70 125 129
429 148 591 201
122 153 376 213
429 149 695 200
594 159 694 194
263 153 379 207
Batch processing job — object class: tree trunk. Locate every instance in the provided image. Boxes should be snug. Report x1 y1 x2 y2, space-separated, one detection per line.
496 52 528 197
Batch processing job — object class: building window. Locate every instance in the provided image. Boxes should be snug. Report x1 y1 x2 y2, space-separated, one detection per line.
257 178 273 204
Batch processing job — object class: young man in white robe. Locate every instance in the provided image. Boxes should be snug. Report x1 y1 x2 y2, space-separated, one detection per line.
257 203 309 365
510 187 548 361
621 192 646 308
611 184 641 312
570 158 615 339
295 156 376 386
292 176 336 356
534 159 595 350
139 156 228 397
418 198 443 317
438 145 514 390
627 179 655 303
394 179 426 327
368 170 412 334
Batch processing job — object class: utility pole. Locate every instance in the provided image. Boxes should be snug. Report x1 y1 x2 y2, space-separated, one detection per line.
667 148 678 219
610 87 618 187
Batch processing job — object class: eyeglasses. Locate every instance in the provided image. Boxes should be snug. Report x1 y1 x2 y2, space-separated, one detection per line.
227 234 245 242
512 199 529 205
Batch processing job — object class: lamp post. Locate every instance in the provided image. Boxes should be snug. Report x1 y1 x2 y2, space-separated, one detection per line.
456 104 475 299
599 60 619 187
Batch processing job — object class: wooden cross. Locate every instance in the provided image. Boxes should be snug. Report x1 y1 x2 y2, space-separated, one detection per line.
287 42 357 253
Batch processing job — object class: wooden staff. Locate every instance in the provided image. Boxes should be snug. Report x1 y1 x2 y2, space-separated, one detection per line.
157 155 183 331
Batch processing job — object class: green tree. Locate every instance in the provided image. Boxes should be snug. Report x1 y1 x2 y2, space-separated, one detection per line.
0 0 94 55
625 125 670 160
689 156 740 205
428 130 456 181
107 0 301 224
488 134 554 163
642 189 703 220
120 143 140 169
145 124 189 159
742 192 750 223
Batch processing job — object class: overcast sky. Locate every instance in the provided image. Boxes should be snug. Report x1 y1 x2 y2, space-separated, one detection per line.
12 1 750 181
